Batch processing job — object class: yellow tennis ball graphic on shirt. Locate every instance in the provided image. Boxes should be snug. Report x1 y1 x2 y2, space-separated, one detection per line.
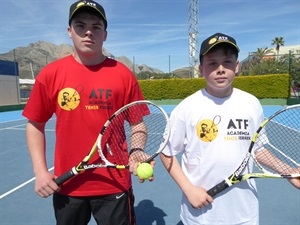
58 87 81 111
137 163 153 179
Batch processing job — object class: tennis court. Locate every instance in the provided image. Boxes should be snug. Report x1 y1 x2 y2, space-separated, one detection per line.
0 105 299 225
264 107 300 173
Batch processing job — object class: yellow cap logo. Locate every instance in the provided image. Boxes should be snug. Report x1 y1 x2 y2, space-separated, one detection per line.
76 2 85 8
208 37 217 45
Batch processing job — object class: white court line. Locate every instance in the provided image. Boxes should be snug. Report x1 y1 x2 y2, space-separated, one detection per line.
0 167 54 200
0 118 56 131
0 117 56 200
0 123 26 131
0 118 27 124
7 127 55 132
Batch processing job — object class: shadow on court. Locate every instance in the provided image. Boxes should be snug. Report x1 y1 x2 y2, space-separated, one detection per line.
135 199 167 225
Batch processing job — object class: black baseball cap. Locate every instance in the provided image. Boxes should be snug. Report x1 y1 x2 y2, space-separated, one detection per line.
69 0 107 28
200 33 239 56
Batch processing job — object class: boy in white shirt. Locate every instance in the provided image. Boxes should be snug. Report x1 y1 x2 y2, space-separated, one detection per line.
161 32 300 225
161 32 265 225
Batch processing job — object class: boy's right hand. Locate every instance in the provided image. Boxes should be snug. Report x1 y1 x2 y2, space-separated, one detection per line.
35 171 60 198
187 186 213 209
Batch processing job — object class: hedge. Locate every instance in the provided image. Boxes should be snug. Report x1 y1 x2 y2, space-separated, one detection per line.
138 74 290 100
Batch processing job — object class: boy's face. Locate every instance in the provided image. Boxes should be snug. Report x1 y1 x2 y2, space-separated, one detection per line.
68 11 107 56
199 47 239 97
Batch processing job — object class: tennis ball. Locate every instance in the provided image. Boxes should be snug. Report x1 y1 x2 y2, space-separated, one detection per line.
136 163 153 179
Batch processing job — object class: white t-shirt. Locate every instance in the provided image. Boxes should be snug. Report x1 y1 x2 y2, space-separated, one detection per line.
163 88 264 225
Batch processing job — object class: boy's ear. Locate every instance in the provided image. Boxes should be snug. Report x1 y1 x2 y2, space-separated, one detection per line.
67 26 72 38
235 61 240 74
103 30 108 41
199 64 203 77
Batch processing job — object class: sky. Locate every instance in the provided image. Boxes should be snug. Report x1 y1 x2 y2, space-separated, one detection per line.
0 0 299 73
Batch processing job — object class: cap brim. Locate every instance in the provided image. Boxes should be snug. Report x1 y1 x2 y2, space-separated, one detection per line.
202 41 240 55
69 6 106 22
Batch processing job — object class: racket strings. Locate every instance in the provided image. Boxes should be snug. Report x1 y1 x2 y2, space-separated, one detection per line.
126 104 169 163
99 102 169 166
100 113 129 166
254 106 300 175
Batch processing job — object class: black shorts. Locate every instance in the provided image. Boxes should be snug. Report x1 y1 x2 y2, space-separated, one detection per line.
53 188 136 225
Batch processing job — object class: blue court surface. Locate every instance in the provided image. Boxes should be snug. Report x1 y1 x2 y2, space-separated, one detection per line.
0 105 299 225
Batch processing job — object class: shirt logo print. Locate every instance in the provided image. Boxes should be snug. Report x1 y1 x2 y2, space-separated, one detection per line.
197 115 221 142
58 85 84 111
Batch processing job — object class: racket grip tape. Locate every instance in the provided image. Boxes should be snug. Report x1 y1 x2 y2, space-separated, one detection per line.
207 180 230 197
54 167 78 186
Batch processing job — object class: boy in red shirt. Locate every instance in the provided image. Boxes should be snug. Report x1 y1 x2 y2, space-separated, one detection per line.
23 1 150 224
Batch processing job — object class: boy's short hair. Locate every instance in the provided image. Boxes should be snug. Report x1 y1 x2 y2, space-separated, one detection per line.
199 33 239 63
69 0 107 29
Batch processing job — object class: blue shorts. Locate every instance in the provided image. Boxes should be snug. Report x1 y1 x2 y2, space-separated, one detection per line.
53 188 136 225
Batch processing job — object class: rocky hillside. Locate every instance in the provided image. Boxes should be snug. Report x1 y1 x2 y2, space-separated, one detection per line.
0 41 165 79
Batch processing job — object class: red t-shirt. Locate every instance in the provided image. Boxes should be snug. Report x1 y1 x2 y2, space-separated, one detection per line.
22 55 145 196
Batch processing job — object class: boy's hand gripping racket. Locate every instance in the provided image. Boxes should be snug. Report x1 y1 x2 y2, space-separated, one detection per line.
207 104 300 197
54 100 170 186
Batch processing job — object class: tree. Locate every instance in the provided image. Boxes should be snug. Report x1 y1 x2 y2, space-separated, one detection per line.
271 37 285 59
249 58 286 75
252 47 274 63
247 52 300 79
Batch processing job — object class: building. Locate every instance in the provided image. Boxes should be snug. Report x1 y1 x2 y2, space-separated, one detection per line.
0 60 20 106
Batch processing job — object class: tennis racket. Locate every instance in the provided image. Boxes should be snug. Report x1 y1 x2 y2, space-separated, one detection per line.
207 104 300 197
54 100 170 186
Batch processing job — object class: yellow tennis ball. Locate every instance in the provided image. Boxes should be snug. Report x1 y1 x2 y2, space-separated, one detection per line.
136 163 153 179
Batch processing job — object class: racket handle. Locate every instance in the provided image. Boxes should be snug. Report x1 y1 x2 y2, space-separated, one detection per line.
54 167 77 186
207 180 230 197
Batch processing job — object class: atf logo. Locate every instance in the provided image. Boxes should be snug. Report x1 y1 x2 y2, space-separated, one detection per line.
58 86 83 111
196 115 221 142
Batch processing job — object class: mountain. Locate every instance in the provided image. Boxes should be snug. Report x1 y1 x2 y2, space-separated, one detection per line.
0 41 165 79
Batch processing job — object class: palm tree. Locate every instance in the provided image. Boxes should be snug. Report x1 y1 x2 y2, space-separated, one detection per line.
271 37 285 59
251 47 274 63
